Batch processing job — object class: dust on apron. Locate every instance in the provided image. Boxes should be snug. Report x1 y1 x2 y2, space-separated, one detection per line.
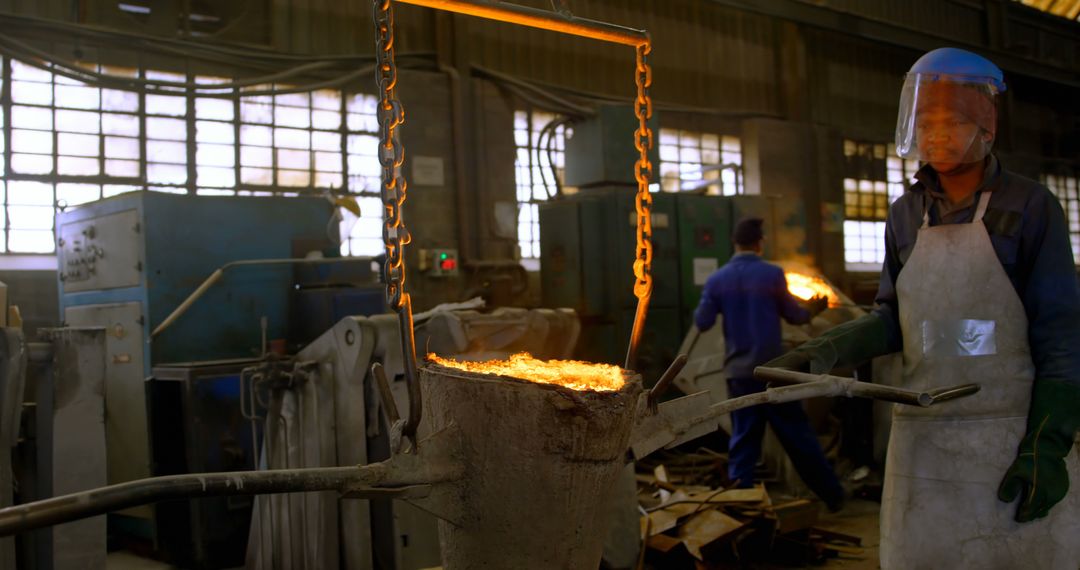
883 191 1080 569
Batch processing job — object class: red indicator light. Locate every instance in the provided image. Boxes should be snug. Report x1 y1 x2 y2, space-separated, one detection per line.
440 259 457 271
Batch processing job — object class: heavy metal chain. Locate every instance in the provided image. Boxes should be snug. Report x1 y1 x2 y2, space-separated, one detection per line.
625 40 654 371
373 0 420 447
632 41 654 303
374 0 409 311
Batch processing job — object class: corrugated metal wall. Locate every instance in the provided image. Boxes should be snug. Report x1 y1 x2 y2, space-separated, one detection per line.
798 0 986 45
0 0 781 111
447 0 782 113
0 0 71 21
804 29 913 139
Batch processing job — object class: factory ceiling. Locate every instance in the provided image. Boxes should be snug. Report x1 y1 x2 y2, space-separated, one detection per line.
1017 0 1080 21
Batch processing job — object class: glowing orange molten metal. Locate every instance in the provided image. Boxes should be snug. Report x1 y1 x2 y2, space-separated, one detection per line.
785 271 840 308
427 352 627 392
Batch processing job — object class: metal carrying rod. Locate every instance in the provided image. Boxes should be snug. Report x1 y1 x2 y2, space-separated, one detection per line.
647 354 688 413
0 466 429 537
150 258 355 339
752 366 981 408
0 422 466 538
396 0 648 47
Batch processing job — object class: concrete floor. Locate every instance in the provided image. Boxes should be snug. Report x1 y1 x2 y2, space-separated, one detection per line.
811 498 881 570
105 500 883 570
105 552 172 569
106 552 243 570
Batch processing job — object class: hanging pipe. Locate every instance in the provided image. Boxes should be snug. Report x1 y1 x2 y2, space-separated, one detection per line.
150 258 359 339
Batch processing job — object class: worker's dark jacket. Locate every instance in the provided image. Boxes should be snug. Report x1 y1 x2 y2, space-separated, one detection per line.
695 253 811 379
874 156 1080 388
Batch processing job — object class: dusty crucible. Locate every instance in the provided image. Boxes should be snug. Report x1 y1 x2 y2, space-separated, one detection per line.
422 353 642 570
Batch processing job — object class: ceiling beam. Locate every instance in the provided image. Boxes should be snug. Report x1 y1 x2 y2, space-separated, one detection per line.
705 0 1080 89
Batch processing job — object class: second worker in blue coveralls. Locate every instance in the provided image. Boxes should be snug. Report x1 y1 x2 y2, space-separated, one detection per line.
693 218 845 511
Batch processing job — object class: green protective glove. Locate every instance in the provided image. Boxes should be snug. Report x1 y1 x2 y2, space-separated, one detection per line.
998 378 1080 522
764 313 892 374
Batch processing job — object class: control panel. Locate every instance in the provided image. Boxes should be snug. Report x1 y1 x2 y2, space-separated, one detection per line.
419 248 460 277
58 209 142 292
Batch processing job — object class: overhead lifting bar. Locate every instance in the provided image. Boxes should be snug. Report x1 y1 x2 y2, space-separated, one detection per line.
396 0 649 47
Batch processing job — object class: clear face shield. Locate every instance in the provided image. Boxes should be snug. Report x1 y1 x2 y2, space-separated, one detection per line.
894 74 999 165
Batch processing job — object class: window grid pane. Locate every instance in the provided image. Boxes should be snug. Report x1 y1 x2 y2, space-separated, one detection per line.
513 109 566 260
842 139 913 268
1042 171 1080 265
0 56 383 256
342 93 381 257
658 128 743 196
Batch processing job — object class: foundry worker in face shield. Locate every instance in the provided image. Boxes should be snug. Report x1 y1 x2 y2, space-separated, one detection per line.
692 217 844 511
765 47 1080 569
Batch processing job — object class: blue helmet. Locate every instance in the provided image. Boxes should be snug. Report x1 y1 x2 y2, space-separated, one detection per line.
908 47 1006 93
895 48 1005 163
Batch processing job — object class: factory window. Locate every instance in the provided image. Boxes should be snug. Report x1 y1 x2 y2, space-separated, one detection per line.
0 55 383 256
3 59 144 253
658 129 743 195
511 119 743 263
842 140 918 270
1043 172 1080 264
145 70 189 193
513 109 566 265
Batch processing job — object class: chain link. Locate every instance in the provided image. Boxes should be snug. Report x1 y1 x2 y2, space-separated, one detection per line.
373 0 420 447
633 41 654 301
374 0 411 311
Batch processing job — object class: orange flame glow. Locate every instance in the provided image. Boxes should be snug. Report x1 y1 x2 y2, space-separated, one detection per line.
427 352 627 392
785 271 840 308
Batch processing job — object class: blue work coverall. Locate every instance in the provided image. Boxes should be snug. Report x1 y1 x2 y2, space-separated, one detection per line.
694 252 844 506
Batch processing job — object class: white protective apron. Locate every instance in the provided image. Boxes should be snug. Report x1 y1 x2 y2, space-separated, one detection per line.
882 192 1080 569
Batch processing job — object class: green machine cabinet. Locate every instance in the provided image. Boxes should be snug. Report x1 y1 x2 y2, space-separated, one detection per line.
539 188 681 381
540 188 680 316
727 194 809 261
674 194 733 331
564 104 661 188
538 198 584 313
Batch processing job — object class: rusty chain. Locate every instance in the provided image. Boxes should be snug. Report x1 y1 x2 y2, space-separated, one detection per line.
632 41 654 302
373 0 421 448
625 40 654 370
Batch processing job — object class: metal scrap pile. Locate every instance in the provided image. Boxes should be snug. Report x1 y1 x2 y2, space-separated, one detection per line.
635 449 863 568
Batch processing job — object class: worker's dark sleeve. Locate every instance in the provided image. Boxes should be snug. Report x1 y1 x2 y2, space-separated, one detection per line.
872 206 906 353
1020 191 1080 388
694 277 721 332
776 270 811 325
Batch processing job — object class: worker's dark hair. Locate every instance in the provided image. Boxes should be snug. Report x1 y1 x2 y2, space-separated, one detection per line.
733 217 764 247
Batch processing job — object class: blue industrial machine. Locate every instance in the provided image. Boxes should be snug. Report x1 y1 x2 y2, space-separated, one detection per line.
149 360 261 569
290 258 386 348
55 191 337 536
